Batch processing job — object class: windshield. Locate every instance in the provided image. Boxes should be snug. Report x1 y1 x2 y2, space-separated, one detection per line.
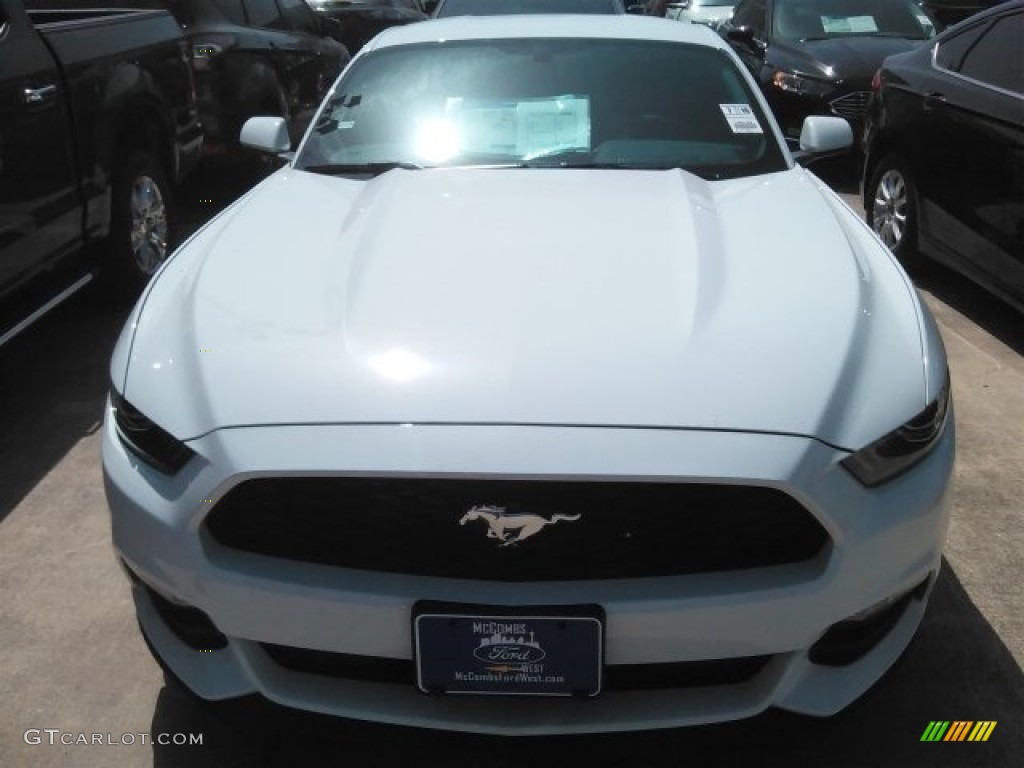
296 39 787 180
436 0 622 15
773 0 935 41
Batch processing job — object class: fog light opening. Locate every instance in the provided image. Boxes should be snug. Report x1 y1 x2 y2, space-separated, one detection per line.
129 572 228 651
809 575 931 666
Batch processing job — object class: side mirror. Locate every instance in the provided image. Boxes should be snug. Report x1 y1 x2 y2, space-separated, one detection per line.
317 15 346 43
790 116 853 165
726 26 766 54
240 116 291 155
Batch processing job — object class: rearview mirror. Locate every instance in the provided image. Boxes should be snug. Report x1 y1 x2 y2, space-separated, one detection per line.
318 16 346 43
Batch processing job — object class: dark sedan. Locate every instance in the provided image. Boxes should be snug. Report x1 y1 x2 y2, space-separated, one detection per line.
863 1 1024 310
920 0 1006 27
165 0 350 152
306 0 427 55
721 0 936 138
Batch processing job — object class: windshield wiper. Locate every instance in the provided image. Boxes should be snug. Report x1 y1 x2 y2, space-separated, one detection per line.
304 160 672 174
800 32 928 41
870 32 930 40
519 160 671 170
302 161 422 176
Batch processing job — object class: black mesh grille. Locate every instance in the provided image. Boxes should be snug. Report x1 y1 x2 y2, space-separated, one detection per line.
204 478 828 581
259 643 772 691
829 91 871 121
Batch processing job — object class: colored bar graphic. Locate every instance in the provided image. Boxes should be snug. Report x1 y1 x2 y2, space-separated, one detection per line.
944 721 972 741
969 722 997 742
921 721 996 742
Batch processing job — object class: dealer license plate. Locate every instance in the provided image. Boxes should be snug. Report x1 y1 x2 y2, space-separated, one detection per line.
414 603 603 697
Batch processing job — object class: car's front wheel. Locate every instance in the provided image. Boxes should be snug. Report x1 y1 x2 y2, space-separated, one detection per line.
867 154 920 267
102 150 172 298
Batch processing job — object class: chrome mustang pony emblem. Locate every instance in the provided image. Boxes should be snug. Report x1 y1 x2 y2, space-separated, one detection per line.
459 505 581 547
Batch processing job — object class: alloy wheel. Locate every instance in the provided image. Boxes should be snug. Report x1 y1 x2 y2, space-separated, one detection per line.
129 175 169 275
872 168 909 251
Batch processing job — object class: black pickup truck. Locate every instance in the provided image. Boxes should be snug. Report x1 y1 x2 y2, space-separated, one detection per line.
0 0 202 345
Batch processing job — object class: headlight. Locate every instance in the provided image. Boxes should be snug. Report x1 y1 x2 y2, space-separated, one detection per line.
771 70 834 98
841 373 951 488
110 390 195 474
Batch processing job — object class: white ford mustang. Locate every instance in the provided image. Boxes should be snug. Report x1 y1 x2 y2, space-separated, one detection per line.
103 16 955 734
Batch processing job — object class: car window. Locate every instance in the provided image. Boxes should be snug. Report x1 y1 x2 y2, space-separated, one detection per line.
933 22 986 72
297 39 788 181
732 0 766 36
244 0 284 27
211 0 247 24
160 0 196 25
773 0 933 42
958 13 1024 95
277 0 320 33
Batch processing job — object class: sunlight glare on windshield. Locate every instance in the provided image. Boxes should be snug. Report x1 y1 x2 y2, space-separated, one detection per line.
414 118 462 163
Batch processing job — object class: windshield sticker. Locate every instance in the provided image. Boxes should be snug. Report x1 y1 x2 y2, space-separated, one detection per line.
821 15 878 34
719 104 763 134
914 12 935 33
443 96 591 158
444 98 518 155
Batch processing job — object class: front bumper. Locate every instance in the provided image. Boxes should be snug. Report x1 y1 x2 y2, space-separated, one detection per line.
103 416 954 734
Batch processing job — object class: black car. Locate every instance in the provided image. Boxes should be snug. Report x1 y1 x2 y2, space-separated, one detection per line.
919 0 1005 27
863 1 1023 310
305 0 427 56
2 0 203 342
721 0 936 138
165 0 350 152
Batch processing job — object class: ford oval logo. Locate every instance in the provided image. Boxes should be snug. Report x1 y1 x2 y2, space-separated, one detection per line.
472 631 547 664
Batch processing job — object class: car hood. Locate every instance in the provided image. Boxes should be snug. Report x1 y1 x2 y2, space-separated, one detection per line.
770 36 926 85
122 166 930 451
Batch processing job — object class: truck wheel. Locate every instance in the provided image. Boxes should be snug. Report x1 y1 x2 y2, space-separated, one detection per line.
866 154 921 270
103 150 173 298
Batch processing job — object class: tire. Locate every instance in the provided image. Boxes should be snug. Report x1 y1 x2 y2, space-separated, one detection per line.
101 150 173 299
866 154 921 269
